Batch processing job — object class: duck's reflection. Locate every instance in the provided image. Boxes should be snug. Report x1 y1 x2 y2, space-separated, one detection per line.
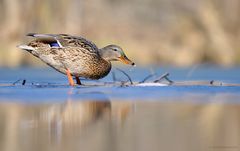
1 97 240 151
44 100 111 143
0 92 132 150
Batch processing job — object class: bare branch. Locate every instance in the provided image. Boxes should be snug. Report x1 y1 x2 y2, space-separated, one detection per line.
154 72 173 84
13 79 22 85
111 71 117 82
116 68 133 85
12 79 26 85
139 74 155 83
22 79 26 85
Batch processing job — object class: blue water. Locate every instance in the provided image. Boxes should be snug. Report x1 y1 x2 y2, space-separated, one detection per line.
0 66 240 151
1 65 240 82
0 65 240 103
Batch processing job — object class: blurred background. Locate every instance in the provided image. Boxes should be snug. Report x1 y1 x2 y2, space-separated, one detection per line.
0 0 240 67
1 1 240 150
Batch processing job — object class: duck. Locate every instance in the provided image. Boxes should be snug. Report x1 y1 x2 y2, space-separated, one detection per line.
18 33 135 86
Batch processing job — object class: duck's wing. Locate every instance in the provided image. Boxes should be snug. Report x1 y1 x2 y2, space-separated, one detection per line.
26 33 63 47
27 33 99 53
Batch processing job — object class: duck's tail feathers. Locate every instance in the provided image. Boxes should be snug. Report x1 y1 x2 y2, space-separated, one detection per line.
17 45 35 52
27 33 51 38
26 33 36 37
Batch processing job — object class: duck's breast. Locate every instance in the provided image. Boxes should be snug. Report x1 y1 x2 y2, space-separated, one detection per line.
67 54 112 79
49 47 111 79
35 46 111 79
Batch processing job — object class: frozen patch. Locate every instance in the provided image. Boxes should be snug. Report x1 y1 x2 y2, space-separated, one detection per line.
136 83 168 86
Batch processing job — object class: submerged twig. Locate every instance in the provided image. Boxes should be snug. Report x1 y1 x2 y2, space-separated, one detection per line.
139 74 156 83
210 80 214 85
116 68 133 85
165 76 174 84
13 79 26 85
13 79 21 85
22 79 26 85
111 71 117 82
120 81 129 87
154 72 173 84
209 80 223 86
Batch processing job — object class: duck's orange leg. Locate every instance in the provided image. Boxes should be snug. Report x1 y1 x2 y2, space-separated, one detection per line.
66 69 74 86
75 77 82 85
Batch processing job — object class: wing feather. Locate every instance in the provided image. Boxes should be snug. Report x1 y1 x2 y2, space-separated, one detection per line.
26 33 98 53
27 33 63 47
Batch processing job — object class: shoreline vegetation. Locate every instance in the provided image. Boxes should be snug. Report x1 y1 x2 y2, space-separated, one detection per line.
0 0 240 67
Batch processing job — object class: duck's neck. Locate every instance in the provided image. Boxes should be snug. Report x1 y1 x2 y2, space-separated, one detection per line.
99 47 113 61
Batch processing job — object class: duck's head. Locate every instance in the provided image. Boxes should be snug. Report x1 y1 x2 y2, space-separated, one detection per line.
99 45 135 66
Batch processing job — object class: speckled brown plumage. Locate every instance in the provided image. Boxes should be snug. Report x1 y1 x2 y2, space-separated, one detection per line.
19 33 134 85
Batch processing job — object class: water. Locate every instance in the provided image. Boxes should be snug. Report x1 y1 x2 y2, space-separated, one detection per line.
0 66 240 151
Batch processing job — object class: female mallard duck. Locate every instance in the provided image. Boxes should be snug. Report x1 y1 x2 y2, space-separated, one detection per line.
19 33 134 86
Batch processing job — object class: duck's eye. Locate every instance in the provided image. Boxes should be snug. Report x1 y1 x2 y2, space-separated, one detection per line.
113 49 117 51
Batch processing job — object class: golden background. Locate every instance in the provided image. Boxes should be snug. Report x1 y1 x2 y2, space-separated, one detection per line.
0 0 239 67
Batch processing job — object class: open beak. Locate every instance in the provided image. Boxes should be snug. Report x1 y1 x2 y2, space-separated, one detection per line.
118 55 135 66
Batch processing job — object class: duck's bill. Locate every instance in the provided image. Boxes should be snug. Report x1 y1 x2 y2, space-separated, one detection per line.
119 55 135 66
